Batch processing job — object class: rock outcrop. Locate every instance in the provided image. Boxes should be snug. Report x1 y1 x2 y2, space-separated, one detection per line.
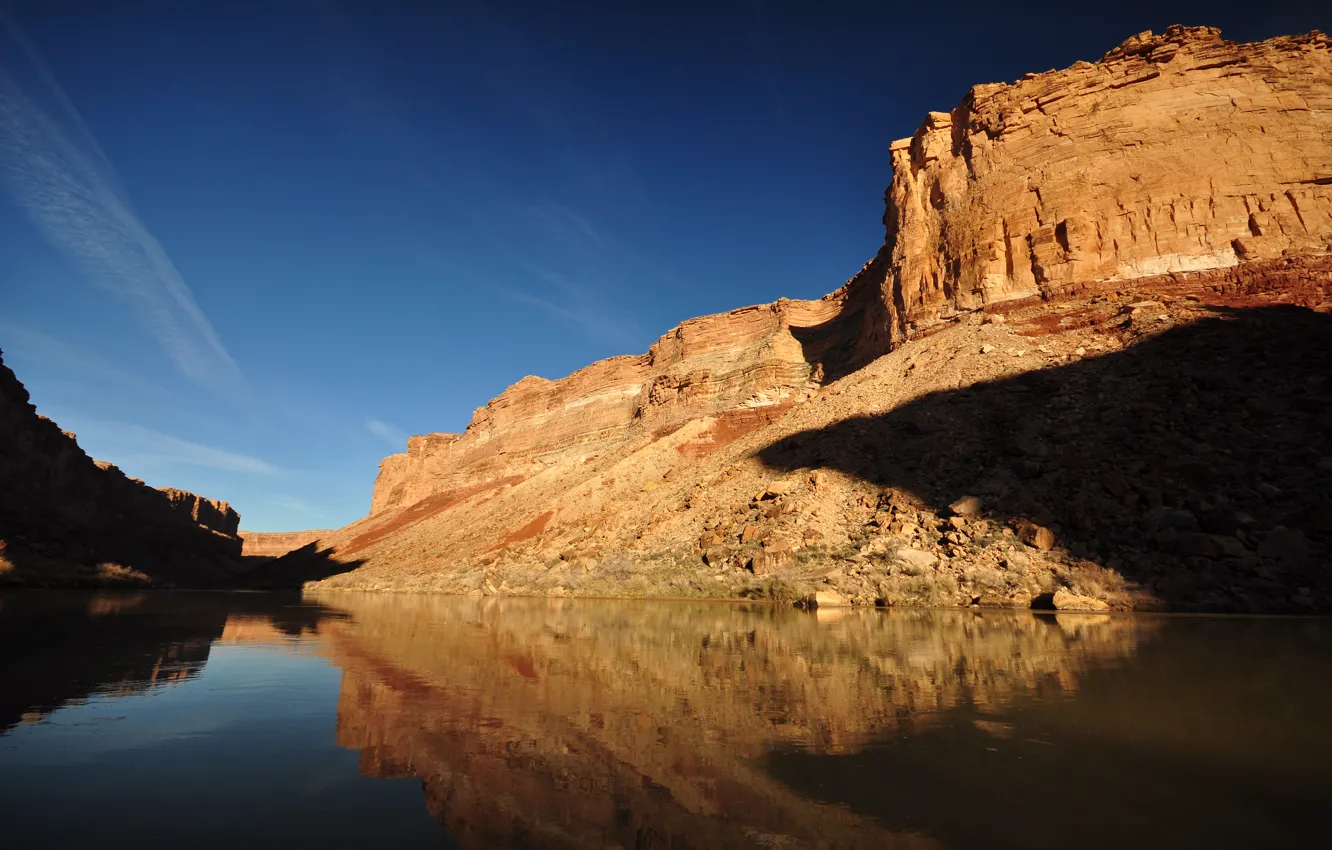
278 27 1332 612
842 26 1332 358
160 487 240 536
0 349 244 585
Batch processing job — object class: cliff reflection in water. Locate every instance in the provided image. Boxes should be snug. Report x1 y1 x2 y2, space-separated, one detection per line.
312 596 1155 848
4 595 1326 848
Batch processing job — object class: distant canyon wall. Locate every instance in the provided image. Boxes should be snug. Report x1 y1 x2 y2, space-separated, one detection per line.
238 529 332 560
365 26 1331 519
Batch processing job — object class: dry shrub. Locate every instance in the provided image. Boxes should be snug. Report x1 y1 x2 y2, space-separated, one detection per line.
877 573 961 607
96 563 152 585
741 577 806 604
598 552 636 581
963 565 1006 591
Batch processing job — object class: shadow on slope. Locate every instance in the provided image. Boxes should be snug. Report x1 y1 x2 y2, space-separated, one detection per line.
760 306 1332 611
229 542 363 589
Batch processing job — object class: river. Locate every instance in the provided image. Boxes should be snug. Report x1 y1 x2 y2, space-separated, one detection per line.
1 592 1328 848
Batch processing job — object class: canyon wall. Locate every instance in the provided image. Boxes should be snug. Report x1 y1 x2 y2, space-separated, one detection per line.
364 26 1331 522
370 294 864 514
0 349 244 585
861 25 1332 347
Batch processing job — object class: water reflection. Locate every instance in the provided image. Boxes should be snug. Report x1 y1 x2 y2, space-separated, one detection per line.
0 592 217 731
310 596 1155 848
765 616 1332 848
0 592 338 731
2 593 1329 849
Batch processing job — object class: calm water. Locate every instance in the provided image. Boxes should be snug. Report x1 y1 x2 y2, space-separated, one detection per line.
1 593 1329 849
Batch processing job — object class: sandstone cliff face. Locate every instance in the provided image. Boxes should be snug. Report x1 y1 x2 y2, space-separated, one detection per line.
855 26 1332 350
370 295 860 514
365 27 1331 521
0 349 244 585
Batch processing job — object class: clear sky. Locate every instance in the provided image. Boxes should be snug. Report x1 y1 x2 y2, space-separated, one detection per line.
1 1 1326 531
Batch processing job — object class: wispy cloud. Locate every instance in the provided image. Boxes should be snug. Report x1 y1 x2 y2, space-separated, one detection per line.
525 200 611 253
49 414 279 475
365 418 408 450
0 17 244 396
493 280 637 346
265 495 326 519
114 425 278 475
0 323 166 396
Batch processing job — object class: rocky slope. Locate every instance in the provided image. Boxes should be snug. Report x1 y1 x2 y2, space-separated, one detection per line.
257 26 1332 612
0 350 244 586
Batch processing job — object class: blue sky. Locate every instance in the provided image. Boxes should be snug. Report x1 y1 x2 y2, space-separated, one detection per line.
1 1 1325 531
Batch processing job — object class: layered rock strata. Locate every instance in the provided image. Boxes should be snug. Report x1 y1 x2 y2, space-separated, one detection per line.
239 529 332 561
850 25 1332 353
370 296 860 514
0 349 244 585
364 26 1331 521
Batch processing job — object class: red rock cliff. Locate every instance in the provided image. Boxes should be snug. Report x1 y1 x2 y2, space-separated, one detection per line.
369 294 863 514
365 26 1331 520
238 529 333 560
845 25 1332 356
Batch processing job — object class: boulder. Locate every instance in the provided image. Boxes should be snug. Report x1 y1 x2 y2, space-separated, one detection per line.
890 547 939 573
1018 522 1056 551
749 548 792 576
1051 589 1111 612
809 590 850 608
950 495 983 516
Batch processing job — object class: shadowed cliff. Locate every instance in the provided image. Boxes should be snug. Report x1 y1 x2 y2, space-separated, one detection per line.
0 349 245 587
229 542 364 589
760 305 1332 612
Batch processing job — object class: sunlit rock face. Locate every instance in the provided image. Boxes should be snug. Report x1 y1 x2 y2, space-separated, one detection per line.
359 26 1331 525
367 297 860 515
863 26 1332 346
0 351 243 584
159 488 240 537
318 595 1151 849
